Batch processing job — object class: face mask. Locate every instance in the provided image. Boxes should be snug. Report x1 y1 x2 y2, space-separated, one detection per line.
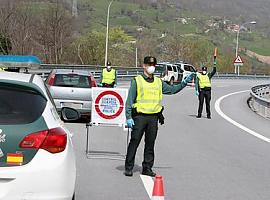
107 66 111 70
202 71 207 75
146 66 155 74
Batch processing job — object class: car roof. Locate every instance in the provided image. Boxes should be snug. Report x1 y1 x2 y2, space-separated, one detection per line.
0 72 46 98
0 71 34 82
53 69 91 76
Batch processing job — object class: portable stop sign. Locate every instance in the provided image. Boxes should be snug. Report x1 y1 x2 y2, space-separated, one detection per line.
91 87 128 126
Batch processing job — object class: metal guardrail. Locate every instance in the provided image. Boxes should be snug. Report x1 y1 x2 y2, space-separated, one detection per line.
28 64 270 81
249 84 270 119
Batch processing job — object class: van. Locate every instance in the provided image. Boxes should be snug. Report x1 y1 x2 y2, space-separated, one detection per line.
156 62 196 85
174 62 196 82
156 62 182 85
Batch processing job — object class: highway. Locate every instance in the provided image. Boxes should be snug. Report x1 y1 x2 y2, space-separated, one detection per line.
66 79 270 200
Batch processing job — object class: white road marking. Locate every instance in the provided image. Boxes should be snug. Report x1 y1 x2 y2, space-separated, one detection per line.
140 175 154 199
215 90 270 143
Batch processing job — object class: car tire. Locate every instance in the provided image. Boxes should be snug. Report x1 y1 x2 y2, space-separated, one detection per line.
169 77 174 85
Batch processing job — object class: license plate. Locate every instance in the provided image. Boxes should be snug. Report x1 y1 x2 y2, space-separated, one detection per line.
62 103 82 109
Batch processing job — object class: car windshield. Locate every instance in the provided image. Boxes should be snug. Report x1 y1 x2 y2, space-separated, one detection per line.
53 74 90 88
155 65 165 73
0 85 47 125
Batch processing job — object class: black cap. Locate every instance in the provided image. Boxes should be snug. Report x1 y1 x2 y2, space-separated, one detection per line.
202 66 207 71
144 56 157 65
107 61 111 66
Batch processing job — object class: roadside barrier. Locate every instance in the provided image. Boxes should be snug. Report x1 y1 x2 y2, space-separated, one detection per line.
249 84 270 119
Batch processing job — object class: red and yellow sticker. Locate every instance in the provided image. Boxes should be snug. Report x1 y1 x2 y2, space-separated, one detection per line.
6 153 23 165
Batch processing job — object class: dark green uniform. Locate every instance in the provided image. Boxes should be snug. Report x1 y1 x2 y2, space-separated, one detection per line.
125 73 188 172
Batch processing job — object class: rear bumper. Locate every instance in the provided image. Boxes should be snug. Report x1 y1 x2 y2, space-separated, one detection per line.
54 99 91 116
0 142 76 200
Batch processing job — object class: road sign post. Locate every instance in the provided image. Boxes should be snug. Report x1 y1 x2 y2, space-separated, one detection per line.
233 55 244 76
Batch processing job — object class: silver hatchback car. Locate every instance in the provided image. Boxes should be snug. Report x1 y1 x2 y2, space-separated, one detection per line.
46 69 97 121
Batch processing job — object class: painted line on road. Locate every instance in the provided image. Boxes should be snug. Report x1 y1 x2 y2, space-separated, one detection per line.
140 175 154 199
215 90 270 143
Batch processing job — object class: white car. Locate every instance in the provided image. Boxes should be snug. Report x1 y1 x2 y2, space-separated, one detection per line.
0 72 78 200
174 62 196 82
156 62 196 85
156 62 181 85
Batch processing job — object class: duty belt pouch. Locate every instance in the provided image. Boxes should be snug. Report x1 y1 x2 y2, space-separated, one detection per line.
132 108 138 117
158 106 165 125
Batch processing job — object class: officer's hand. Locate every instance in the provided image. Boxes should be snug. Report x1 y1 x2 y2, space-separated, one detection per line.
98 83 103 87
195 90 199 96
127 118 135 128
183 73 194 84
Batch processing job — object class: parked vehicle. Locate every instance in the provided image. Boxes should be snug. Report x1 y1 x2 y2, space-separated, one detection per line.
46 69 97 121
0 71 78 200
156 62 196 85
156 62 180 85
174 62 196 83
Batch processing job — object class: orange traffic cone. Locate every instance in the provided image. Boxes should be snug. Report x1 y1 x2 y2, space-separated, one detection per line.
152 175 165 200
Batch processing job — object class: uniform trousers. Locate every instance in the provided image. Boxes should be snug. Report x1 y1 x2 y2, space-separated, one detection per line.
125 114 158 171
198 89 211 117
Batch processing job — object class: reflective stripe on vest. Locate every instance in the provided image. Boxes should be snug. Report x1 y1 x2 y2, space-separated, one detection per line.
133 75 163 114
197 72 211 88
102 68 115 84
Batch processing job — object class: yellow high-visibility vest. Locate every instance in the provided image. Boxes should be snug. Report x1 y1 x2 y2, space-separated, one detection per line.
102 68 116 84
133 75 163 114
197 72 211 88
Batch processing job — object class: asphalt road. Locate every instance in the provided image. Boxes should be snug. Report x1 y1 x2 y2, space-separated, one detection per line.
66 79 270 200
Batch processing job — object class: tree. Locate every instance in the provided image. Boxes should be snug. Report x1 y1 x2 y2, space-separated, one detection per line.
0 34 12 55
72 28 135 66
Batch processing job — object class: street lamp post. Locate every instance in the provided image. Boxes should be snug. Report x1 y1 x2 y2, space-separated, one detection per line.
235 21 256 74
105 0 114 67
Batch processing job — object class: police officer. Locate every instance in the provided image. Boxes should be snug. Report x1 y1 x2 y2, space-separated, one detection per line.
124 56 194 177
100 61 117 87
195 60 217 119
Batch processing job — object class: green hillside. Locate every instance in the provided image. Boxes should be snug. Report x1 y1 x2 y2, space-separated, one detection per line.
73 0 270 74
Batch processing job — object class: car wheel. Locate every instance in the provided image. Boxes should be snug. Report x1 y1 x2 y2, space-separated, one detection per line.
169 77 174 85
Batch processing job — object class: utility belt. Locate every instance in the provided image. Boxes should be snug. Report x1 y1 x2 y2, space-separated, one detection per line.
102 82 115 88
132 107 165 125
200 87 211 91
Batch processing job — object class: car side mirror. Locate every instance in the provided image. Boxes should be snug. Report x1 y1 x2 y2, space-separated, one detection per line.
61 107 81 122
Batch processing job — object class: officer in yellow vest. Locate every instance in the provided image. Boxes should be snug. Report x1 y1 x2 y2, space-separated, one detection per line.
124 56 194 177
100 61 117 87
195 61 216 119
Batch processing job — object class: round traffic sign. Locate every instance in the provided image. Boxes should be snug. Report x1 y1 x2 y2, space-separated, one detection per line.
94 90 124 119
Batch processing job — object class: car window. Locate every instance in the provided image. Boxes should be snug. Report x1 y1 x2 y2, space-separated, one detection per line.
189 65 196 72
167 65 172 71
0 85 47 124
54 74 90 88
177 66 183 73
184 65 190 71
173 66 177 72
155 65 165 73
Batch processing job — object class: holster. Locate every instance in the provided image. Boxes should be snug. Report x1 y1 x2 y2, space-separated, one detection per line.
157 106 165 125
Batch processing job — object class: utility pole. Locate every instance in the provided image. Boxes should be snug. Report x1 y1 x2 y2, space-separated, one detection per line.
72 0 78 17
